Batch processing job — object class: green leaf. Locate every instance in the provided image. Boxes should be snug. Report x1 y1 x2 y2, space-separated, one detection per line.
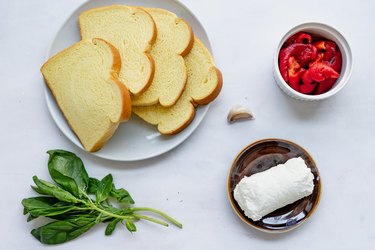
31 216 96 244
125 220 137 232
105 219 121 236
22 197 76 219
47 150 89 197
31 185 49 195
96 174 113 203
27 214 38 222
110 185 135 204
32 176 80 204
89 178 134 204
87 177 100 194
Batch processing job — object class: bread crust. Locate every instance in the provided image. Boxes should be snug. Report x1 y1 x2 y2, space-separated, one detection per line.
134 6 157 95
143 8 193 56
133 37 222 135
78 5 157 95
178 18 194 57
132 52 155 97
112 77 132 122
94 38 132 122
41 38 131 152
132 8 194 107
192 67 223 105
165 108 195 135
165 67 222 134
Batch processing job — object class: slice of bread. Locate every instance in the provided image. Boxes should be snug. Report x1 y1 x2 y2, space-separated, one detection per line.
41 38 132 152
133 38 222 134
131 8 194 107
79 5 156 95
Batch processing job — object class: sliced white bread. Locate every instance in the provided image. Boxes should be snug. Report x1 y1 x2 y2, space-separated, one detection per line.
79 5 156 95
41 38 132 152
133 38 222 134
131 8 194 107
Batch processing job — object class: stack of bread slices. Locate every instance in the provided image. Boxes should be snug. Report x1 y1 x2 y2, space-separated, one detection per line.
42 5 222 152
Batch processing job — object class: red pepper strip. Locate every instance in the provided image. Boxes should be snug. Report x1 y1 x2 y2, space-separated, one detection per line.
325 50 342 72
301 62 340 94
312 52 324 64
315 78 336 94
315 52 342 94
287 57 306 91
314 41 342 72
300 78 317 94
313 41 342 94
314 41 336 60
284 32 312 47
279 44 318 82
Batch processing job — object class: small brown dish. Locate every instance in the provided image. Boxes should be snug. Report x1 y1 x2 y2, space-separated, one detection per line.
227 138 321 233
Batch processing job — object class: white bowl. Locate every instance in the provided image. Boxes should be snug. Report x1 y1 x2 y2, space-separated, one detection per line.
273 22 353 101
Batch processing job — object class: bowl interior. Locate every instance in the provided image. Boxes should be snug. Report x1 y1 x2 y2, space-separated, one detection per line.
227 139 321 233
274 22 353 100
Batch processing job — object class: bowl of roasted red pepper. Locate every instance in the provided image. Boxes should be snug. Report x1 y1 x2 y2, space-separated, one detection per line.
274 22 352 101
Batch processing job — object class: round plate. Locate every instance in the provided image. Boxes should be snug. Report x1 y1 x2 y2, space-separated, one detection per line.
45 0 214 161
227 138 321 233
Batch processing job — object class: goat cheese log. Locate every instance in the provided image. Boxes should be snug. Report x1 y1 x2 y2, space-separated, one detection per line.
233 157 314 221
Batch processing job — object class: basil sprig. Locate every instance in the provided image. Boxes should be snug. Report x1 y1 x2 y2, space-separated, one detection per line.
22 150 182 245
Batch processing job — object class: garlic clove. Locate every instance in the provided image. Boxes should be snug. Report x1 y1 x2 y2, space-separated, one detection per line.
227 106 254 124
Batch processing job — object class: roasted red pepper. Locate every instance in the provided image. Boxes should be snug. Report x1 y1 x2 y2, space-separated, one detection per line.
284 32 312 47
278 32 342 95
287 57 306 91
279 44 317 82
313 40 342 94
300 62 340 94
314 41 342 72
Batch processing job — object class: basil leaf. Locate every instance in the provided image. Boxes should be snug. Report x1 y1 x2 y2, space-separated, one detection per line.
89 178 134 204
125 220 137 232
47 150 89 197
105 219 121 236
87 177 100 194
22 197 76 219
27 214 38 222
33 176 80 204
110 185 135 204
31 216 96 244
31 185 49 195
96 174 113 203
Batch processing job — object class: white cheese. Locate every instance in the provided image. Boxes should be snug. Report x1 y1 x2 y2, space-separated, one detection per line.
233 157 314 221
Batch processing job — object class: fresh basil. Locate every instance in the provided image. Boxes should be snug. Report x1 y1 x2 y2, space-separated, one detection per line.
32 176 80 203
125 220 137 232
105 219 121 236
96 174 113 204
22 197 76 219
31 216 96 244
47 150 89 197
89 177 134 204
22 150 182 245
111 185 135 204
87 177 100 194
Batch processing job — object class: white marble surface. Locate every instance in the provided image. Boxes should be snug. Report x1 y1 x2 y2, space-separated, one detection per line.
1 0 374 249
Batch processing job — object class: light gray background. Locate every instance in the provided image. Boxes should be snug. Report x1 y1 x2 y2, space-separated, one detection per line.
1 0 374 249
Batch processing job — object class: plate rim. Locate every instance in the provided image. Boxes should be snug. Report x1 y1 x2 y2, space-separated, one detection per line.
43 0 215 161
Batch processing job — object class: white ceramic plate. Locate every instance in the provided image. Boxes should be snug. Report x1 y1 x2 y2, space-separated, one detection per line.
45 0 214 161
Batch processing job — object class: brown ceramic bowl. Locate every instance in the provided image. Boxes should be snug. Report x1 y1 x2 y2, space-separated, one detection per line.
227 138 321 233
